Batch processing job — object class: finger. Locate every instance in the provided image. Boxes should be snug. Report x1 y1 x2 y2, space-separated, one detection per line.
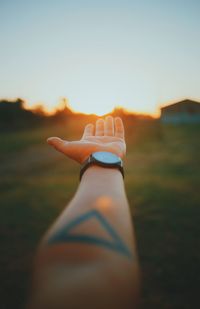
95 118 104 136
82 123 94 138
104 116 114 136
47 137 67 152
114 117 125 138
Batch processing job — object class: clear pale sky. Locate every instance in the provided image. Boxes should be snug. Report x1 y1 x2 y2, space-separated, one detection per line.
0 0 200 115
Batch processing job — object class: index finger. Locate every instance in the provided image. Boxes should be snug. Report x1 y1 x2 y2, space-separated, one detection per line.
114 117 125 139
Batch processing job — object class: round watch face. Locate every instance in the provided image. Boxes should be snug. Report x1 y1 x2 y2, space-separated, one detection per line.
92 151 121 164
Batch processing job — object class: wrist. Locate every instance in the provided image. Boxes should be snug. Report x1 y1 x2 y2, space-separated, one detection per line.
78 165 125 202
81 165 123 180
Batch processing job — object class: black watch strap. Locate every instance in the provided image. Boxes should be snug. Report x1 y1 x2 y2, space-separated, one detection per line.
80 154 124 181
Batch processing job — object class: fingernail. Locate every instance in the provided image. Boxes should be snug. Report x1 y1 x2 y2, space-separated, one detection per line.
47 138 53 144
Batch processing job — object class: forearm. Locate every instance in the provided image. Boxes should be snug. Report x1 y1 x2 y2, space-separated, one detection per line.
30 167 140 308
41 166 136 260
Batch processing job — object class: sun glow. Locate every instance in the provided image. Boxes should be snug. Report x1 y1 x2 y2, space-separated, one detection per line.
23 98 77 116
23 97 115 116
22 97 159 117
71 102 114 116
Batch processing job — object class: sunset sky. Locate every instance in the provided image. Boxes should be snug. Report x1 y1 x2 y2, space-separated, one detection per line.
0 0 200 115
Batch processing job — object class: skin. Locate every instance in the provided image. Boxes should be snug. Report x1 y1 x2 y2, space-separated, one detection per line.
28 116 140 309
47 116 126 163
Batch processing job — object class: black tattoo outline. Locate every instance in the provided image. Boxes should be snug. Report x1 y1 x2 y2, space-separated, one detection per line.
47 209 133 259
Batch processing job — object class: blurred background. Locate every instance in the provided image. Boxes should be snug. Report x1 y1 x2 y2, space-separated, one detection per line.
0 0 200 308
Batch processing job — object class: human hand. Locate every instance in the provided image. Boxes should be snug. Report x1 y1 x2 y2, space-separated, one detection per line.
47 116 126 164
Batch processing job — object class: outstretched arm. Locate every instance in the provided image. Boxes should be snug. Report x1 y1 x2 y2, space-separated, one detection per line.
29 116 140 309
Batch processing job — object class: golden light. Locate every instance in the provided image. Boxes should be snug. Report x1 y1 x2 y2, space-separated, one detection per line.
96 196 113 209
23 97 114 116
23 98 76 116
22 96 159 118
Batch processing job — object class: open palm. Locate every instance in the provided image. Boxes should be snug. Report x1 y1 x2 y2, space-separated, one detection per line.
47 116 126 164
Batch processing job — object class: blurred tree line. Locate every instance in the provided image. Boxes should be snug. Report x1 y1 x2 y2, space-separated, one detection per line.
0 98 155 132
0 98 74 131
0 99 42 131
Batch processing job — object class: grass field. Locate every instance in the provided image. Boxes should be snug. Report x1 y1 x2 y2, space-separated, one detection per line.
0 119 200 309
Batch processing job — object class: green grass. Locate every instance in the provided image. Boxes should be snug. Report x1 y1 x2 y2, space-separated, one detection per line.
0 120 200 308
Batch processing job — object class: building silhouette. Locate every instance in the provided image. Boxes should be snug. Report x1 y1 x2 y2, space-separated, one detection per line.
160 99 200 124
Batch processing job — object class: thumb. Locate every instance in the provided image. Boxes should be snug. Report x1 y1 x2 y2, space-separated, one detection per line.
47 137 67 153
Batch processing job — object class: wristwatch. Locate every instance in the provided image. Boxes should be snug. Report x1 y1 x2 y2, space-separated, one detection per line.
80 151 124 180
